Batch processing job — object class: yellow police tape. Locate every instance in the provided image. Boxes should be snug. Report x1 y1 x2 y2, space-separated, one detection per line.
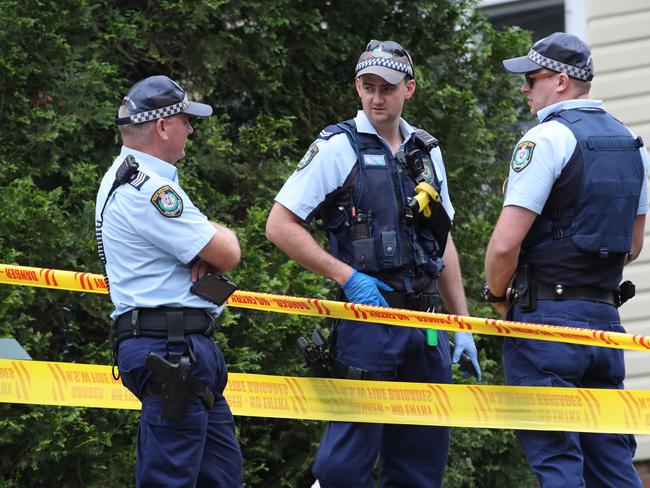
2 358 650 434
1 263 649 351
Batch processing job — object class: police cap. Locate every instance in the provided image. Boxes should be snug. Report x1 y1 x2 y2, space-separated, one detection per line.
116 75 213 126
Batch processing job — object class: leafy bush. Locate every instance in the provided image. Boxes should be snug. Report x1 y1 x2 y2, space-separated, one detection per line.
0 0 534 485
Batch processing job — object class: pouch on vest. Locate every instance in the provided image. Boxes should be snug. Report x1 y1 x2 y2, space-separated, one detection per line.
542 109 645 258
571 135 643 255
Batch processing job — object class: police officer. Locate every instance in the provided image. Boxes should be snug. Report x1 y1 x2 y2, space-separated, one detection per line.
96 75 243 487
485 33 648 487
266 40 480 488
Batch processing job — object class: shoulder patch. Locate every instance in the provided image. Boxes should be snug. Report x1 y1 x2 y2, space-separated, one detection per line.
511 141 536 172
128 170 149 190
297 143 319 171
150 185 183 218
421 156 437 186
317 123 347 140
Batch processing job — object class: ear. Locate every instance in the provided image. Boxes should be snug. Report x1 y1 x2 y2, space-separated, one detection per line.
354 77 363 97
155 117 169 141
405 78 416 99
556 73 571 94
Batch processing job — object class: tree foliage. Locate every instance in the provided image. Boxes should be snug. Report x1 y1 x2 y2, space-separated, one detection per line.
0 0 535 486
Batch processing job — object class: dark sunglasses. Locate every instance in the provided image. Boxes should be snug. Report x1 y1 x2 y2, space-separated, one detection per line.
524 70 558 88
366 39 414 68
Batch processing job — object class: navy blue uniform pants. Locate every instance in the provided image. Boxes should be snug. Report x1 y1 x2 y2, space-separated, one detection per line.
313 321 452 488
505 300 641 488
118 334 243 488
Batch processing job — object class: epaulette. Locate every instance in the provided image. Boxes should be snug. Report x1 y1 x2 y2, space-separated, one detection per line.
128 170 149 190
317 123 348 141
413 128 439 151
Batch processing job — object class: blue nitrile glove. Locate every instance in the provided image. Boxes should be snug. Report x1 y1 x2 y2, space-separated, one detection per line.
342 270 394 307
453 332 482 382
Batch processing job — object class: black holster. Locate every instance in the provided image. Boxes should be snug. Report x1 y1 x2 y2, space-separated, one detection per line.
617 280 636 307
145 352 215 421
296 329 383 381
109 307 216 381
515 264 537 312
111 308 217 421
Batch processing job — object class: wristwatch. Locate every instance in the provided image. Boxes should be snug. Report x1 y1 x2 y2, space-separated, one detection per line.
482 283 507 303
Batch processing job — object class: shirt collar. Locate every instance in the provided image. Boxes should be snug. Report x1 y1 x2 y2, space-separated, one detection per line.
353 110 415 146
537 99 604 123
118 146 178 182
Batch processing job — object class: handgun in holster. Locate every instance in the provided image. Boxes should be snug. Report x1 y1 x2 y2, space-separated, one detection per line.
297 329 331 378
617 280 636 307
516 264 536 312
145 352 214 421
296 328 382 380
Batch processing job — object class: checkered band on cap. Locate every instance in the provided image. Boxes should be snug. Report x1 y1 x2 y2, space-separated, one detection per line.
355 57 414 78
128 95 190 124
528 49 592 81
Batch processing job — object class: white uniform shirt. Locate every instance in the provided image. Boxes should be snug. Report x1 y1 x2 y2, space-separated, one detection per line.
96 146 220 318
275 110 455 220
504 99 649 215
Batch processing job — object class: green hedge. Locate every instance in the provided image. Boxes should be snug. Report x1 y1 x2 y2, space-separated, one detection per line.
0 1 534 486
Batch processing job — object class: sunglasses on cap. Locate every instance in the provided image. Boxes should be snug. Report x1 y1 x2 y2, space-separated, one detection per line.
366 39 414 68
524 70 559 88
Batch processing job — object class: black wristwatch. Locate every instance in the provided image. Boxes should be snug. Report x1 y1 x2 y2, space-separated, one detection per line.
483 283 507 303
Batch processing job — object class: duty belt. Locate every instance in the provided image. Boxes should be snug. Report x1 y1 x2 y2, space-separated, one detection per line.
111 307 216 349
110 307 218 419
381 291 439 311
520 282 618 307
339 290 438 312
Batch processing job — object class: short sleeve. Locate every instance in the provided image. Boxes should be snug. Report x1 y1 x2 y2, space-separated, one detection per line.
503 121 577 213
274 134 357 220
132 182 216 264
430 146 455 221
633 133 649 215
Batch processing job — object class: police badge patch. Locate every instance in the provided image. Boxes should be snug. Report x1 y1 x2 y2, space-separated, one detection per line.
151 185 183 217
297 143 319 171
421 156 435 185
511 141 536 172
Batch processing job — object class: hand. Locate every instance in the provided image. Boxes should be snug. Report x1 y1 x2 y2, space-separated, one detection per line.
453 332 481 382
342 270 394 307
491 301 510 318
190 258 215 283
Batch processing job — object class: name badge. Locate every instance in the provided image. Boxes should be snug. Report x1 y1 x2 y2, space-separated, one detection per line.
363 154 386 167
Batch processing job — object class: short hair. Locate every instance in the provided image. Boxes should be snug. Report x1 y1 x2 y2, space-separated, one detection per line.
116 104 154 141
566 75 591 96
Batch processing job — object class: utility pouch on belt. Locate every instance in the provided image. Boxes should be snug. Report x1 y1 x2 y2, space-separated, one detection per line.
516 264 537 312
145 352 215 422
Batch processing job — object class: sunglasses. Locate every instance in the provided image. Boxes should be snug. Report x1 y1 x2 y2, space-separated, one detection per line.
366 39 414 69
524 70 558 88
